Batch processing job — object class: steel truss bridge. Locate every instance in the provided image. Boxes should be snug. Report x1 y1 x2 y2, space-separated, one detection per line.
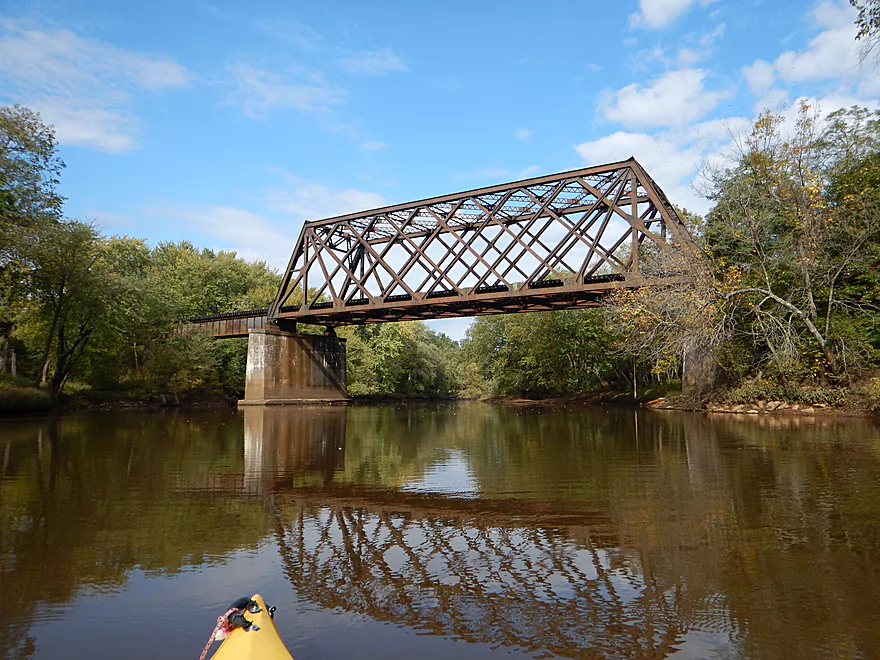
186 158 697 336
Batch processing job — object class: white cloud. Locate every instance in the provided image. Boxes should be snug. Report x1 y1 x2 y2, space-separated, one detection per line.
514 127 533 140
740 2 880 105
359 140 388 151
677 48 704 66
0 18 190 153
774 0 860 84
264 175 387 221
630 46 671 72
742 59 776 94
676 23 726 65
754 88 791 112
579 80 879 216
519 165 541 178
599 69 731 129
577 132 700 186
574 115 750 213
226 63 347 118
33 99 138 153
148 204 297 269
340 48 408 75
143 176 389 269
630 0 714 29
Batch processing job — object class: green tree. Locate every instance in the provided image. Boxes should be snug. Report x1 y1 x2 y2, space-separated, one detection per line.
0 105 65 376
147 241 279 318
345 322 461 397
17 222 150 393
706 104 880 378
0 105 64 231
137 242 281 396
462 310 624 396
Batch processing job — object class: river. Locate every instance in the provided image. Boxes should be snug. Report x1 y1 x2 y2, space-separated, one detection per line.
2 403 880 659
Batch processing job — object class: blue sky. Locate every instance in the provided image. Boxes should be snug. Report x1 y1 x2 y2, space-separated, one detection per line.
1 0 877 339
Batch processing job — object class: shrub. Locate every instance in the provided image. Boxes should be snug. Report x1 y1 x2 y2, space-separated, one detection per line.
0 384 55 414
722 381 850 406
868 378 880 412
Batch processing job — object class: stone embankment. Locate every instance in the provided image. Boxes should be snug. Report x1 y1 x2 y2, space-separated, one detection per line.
703 400 832 414
644 397 866 416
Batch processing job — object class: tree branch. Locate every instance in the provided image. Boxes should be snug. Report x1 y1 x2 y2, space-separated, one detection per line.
725 287 839 373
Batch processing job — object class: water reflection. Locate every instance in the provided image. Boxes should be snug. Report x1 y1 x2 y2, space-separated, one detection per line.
2 406 880 659
0 413 270 659
242 406 346 493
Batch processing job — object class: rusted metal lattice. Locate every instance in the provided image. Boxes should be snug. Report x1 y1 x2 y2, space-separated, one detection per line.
268 157 696 327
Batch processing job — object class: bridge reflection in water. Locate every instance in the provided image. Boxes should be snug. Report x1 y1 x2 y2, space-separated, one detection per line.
241 407 728 659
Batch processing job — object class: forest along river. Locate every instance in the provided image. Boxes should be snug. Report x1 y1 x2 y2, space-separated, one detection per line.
2 405 880 660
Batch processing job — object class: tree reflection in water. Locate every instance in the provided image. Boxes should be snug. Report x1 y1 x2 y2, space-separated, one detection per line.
3 405 880 659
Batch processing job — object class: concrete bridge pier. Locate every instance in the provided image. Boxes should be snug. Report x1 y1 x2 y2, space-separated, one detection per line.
239 327 348 406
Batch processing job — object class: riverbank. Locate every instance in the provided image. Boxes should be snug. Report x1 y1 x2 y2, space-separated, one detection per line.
0 382 238 416
486 382 880 417
0 383 463 416
3 380 878 418
0 385 56 415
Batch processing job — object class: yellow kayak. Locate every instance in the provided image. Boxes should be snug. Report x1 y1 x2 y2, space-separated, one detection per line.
211 594 293 660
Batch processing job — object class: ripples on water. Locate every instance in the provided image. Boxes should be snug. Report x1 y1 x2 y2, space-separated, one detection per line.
2 404 880 659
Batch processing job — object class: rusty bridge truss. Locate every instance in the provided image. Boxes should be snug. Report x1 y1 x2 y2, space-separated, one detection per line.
186 158 697 335
270 157 696 327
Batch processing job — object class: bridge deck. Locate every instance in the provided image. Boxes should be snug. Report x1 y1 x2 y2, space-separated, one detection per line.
181 309 268 338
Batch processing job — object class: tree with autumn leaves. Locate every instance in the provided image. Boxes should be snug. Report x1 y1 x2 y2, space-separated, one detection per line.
604 103 880 390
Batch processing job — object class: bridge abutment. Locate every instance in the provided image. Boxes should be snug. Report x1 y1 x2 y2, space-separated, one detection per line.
239 328 348 406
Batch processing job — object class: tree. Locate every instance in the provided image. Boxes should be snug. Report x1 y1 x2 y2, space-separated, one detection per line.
462 309 625 396
0 105 65 375
606 104 880 387
708 104 880 378
345 322 461 397
603 244 731 392
147 242 280 319
851 0 880 60
18 222 150 393
0 105 64 231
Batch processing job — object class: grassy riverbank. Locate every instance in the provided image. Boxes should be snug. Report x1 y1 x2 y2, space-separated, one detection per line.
0 379 55 415
0 378 239 416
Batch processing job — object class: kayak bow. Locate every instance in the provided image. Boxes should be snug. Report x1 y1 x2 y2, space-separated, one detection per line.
207 594 293 660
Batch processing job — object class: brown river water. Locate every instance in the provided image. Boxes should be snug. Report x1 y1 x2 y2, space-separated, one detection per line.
2 403 880 659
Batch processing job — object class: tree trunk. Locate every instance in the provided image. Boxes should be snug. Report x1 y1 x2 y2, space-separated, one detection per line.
682 338 719 396
48 325 92 394
631 359 637 400
36 304 59 386
35 280 65 387
0 332 7 375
